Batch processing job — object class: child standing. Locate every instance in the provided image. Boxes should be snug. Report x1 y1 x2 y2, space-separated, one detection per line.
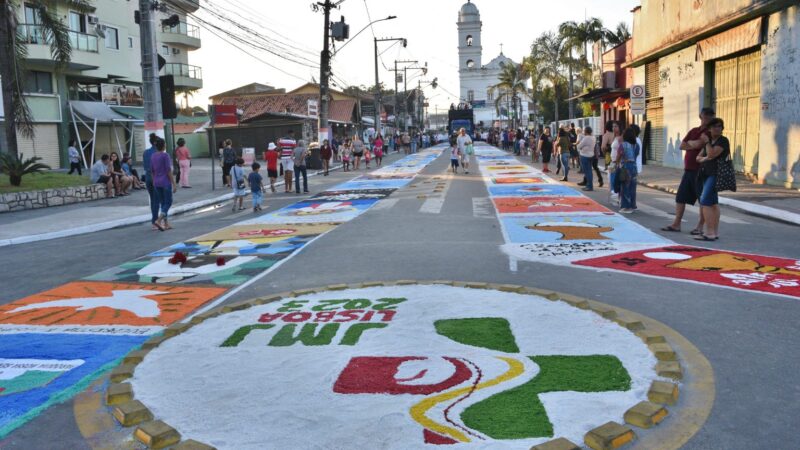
230 158 247 211
364 147 371 169
249 162 265 212
450 138 461 174
341 140 352 172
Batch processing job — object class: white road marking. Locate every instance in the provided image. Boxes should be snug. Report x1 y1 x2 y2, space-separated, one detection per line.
653 197 749 224
634 202 683 220
472 197 496 219
372 198 399 211
420 197 445 214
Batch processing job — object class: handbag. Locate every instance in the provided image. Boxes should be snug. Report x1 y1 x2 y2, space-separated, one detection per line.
715 156 737 192
618 165 631 183
233 167 245 190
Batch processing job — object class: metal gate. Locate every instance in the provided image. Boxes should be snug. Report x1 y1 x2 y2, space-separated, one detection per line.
713 50 761 175
645 62 665 163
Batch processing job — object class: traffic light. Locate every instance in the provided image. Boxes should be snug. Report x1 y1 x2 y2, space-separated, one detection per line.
159 75 177 119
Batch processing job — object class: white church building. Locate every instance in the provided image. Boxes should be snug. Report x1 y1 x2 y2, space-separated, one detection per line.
457 1 529 130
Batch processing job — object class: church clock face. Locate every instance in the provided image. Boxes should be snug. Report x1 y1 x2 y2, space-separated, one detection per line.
467 59 475 69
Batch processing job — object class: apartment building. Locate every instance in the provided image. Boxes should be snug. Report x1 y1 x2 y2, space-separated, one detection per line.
2 0 203 168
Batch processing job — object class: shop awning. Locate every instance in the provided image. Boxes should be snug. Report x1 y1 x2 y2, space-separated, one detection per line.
696 17 762 61
111 106 145 121
70 101 142 123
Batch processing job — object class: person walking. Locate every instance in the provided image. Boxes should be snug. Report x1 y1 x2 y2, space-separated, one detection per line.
67 140 82 175
230 158 247 211
568 123 579 169
249 162 265 212
538 127 553 173
222 139 237 188
321 139 333 176
341 139 352 171
151 138 177 229
279 133 296 193
660 108 714 234
616 127 640 214
609 122 623 204
175 138 192 188
264 142 279 193
577 127 596 191
373 134 384 168
293 140 310 194
556 128 571 181
601 121 615 171
695 117 729 241
352 135 365 170
456 128 473 174
578 132 604 189
450 135 461 174
142 133 161 230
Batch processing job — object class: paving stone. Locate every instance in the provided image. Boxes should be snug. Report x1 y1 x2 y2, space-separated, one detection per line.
290 289 315 297
173 439 217 450
530 437 581 450
134 420 181 449
109 364 136 383
614 316 645 331
327 284 348 290
561 297 590 309
584 421 636 450
190 311 220 324
221 302 251 313
655 361 683 380
105 383 133 405
253 295 283 305
624 401 668 428
649 343 677 361
112 400 153 427
361 281 384 287
141 335 169 350
465 282 488 289
590 305 618 320
431 280 454 286
163 322 192 337
497 284 524 293
636 330 666 344
123 350 150 365
395 280 416 285
648 381 679 405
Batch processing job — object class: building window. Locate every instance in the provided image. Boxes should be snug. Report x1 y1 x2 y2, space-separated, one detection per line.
104 26 119 49
467 90 474 102
128 36 134 48
466 35 473 46
466 59 475 69
161 44 169 56
68 11 86 33
487 90 494 101
25 71 53 94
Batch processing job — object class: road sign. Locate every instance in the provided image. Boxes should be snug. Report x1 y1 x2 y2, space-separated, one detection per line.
630 85 646 115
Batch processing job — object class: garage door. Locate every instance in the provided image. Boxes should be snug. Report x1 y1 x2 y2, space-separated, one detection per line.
16 124 60 168
713 50 761 175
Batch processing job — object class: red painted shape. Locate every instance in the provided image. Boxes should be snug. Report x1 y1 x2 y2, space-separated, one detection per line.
333 357 471 395
423 429 458 445
575 245 800 298
493 196 612 214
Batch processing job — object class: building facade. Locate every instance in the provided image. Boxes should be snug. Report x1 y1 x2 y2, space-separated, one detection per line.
628 0 799 188
457 1 528 130
0 0 203 168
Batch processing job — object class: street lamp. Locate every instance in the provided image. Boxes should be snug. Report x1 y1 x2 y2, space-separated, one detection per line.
374 37 406 137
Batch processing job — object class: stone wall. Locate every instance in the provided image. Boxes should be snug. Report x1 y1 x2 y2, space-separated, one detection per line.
0 184 107 212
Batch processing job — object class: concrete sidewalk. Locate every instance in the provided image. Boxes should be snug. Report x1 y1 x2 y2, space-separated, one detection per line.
637 164 800 225
0 156 354 246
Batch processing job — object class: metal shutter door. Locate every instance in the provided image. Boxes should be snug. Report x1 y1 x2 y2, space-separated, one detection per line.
16 124 60 168
714 50 761 175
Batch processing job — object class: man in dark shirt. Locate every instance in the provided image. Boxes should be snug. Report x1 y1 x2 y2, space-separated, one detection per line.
661 107 715 233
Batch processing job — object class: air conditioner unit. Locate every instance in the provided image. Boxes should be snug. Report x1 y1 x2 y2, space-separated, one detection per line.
94 24 106 38
172 48 180 55
88 15 99 25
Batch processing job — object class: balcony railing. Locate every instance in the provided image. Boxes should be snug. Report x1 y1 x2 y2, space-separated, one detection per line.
19 24 98 53
164 63 202 80
161 21 200 39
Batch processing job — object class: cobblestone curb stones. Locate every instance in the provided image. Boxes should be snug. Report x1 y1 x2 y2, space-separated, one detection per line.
624 401 669 429
134 420 181 449
584 421 636 450
530 437 581 450
103 281 692 448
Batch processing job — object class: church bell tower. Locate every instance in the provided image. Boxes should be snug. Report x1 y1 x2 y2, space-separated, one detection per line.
457 1 482 100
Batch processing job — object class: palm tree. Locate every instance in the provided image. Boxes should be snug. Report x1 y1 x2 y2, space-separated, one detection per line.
522 55 544 124
605 22 632 48
559 18 606 119
0 0 92 157
531 31 568 124
488 62 530 130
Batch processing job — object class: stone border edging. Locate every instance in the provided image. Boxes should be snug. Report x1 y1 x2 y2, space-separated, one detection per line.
0 184 108 213
0 164 344 248
103 281 714 450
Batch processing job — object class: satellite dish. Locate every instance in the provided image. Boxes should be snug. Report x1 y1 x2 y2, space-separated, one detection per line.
94 24 106 38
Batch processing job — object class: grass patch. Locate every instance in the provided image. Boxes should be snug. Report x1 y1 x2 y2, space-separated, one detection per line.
0 172 90 193
435 318 520 353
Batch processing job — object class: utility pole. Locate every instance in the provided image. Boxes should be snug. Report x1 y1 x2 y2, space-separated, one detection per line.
374 37 406 138
317 0 333 145
390 60 417 132
139 0 163 144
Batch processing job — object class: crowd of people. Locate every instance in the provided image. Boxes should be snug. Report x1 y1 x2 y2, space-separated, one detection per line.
489 107 730 239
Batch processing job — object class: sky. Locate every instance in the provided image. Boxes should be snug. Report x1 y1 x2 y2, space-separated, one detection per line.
189 0 639 111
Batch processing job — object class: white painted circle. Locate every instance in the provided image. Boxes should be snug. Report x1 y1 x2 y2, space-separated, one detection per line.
132 285 662 449
643 252 692 260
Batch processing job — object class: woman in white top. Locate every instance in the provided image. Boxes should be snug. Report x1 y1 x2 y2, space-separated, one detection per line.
609 122 623 198
576 127 596 191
